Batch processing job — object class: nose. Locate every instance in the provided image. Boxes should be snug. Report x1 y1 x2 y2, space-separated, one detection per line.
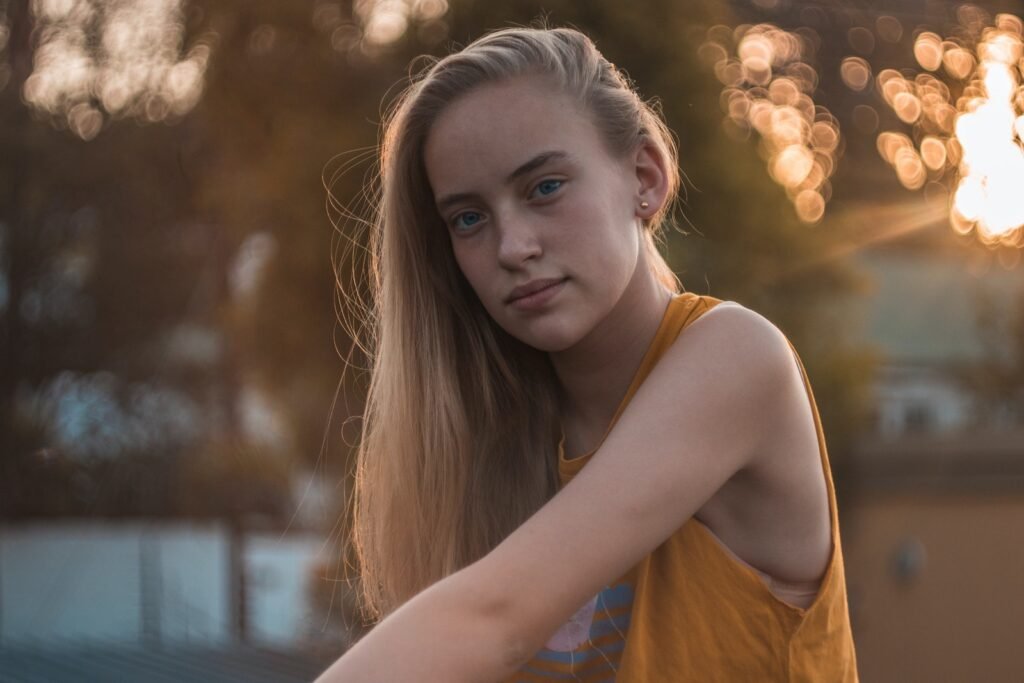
495 211 542 269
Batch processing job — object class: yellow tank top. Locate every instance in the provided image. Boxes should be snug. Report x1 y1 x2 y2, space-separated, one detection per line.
505 292 859 682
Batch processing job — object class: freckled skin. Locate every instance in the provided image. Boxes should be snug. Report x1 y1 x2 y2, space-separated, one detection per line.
423 76 646 352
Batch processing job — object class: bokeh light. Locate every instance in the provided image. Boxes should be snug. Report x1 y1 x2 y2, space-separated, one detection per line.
920 135 947 169
943 44 977 79
24 0 212 140
852 104 880 134
352 0 449 51
702 22 840 224
876 15 904 44
914 31 944 71
847 26 876 56
840 56 872 91
871 8 1024 246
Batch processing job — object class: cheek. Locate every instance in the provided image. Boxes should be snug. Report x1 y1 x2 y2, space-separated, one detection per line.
451 244 493 302
569 204 639 280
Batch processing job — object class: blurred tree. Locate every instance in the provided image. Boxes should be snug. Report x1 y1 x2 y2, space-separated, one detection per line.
0 0 297 520
954 281 1024 427
0 1 210 515
183 0 381 477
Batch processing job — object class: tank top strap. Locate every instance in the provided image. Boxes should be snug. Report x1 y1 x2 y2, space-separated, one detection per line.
558 291 724 483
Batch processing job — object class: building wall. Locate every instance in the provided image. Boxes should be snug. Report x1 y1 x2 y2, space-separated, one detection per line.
842 494 1024 682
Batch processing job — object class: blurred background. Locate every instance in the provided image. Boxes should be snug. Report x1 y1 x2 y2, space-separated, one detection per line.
1 0 1023 680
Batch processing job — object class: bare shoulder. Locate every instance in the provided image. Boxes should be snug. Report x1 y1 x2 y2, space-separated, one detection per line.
663 297 799 403
673 299 815 465
686 297 785 344
681 299 833 585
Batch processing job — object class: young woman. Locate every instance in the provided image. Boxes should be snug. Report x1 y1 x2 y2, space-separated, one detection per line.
317 26 858 682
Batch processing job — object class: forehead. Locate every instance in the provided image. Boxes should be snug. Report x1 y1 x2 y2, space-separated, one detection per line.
423 76 608 193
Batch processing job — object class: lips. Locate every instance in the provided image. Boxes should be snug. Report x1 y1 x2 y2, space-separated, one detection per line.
506 277 567 303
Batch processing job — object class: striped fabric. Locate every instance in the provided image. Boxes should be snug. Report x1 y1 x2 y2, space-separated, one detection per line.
512 582 633 682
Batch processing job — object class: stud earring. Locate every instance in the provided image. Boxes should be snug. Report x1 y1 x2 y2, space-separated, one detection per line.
640 201 649 209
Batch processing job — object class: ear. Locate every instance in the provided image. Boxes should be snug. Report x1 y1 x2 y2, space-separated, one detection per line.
632 137 671 222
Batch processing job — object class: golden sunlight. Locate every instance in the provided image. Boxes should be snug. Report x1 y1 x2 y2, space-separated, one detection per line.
948 28 1024 241
870 9 1024 246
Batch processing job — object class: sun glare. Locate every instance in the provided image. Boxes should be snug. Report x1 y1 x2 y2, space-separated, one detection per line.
870 9 1024 246
702 5 1024 246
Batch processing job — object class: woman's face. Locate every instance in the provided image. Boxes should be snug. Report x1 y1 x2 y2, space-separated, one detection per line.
423 76 652 352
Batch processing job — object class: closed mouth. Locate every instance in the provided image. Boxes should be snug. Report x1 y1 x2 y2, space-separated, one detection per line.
507 277 567 303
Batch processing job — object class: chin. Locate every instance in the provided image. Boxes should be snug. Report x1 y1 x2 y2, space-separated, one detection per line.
521 338 575 353
510 324 583 354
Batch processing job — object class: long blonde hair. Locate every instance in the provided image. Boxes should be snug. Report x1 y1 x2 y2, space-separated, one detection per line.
346 25 683 623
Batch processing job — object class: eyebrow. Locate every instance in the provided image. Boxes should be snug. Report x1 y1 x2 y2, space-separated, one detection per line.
434 150 570 213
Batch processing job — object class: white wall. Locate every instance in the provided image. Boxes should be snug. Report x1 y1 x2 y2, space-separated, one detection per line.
0 521 325 649
2 522 148 645
246 533 322 646
874 364 976 437
150 524 232 645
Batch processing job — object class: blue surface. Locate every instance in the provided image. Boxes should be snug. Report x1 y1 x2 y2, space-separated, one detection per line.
0 644 337 683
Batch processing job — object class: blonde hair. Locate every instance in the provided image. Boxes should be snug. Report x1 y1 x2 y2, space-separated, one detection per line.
347 25 683 623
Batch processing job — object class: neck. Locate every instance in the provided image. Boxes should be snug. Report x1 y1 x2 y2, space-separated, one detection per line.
548 260 674 457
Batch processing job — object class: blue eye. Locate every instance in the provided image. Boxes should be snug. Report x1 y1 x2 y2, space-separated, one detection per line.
452 211 483 232
533 179 563 197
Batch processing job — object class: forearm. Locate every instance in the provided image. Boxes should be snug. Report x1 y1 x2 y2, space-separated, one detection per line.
313 564 520 683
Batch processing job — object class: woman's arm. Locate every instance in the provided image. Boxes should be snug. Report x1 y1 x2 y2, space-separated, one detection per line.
313 561 519 683
480 303 797 660
315 303 798 681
